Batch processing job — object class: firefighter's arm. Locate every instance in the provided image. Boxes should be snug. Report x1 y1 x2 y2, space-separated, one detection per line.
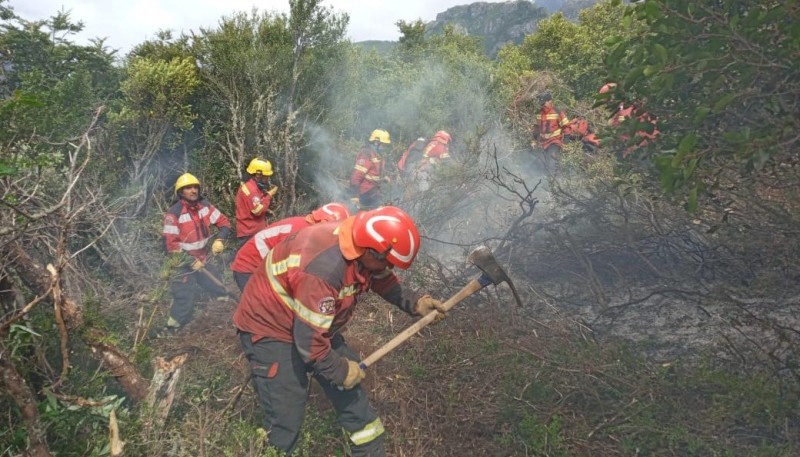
291 273 352 385
371 269 421 316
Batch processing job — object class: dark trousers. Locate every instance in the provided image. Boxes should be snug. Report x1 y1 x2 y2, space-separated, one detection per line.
536 143 562 174
358 187 382 210
168 264 227 326
238 332 385 456
233 271 252 292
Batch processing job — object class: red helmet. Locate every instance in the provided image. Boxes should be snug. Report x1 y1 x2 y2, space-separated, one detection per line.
352 206 420 269
432 130 451 144
599 82 617 94
310 202 350 223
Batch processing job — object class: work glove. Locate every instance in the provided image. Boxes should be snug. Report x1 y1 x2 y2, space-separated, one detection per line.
342 359 366 390
190 259 205 271
415 295 447 323
349 197 361 209
211 238 224 255
267 185 278 197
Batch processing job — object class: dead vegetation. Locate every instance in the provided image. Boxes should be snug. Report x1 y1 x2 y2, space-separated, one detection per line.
2 114 798 456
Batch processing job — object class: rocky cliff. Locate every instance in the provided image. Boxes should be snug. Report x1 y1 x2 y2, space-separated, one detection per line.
426 1 548 56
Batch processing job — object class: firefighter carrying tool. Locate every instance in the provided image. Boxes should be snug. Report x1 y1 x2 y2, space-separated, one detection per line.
349 129 390 210
160 173 232 334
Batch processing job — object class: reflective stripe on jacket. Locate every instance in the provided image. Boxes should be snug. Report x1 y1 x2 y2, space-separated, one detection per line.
350 146 384 195
419 140 450 169
535 106 572 149
233 218 420 384
163 199 231 261
235 178 272 238
231 216 309 274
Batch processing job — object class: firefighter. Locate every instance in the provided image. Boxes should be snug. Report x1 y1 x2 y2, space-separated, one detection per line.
599 83 633 128
598 83 659 157
396 137 426 179
235 158 278 245
531 91 572 171
161 173 232 333
414 130 452 191
349 129 390 210
230 202 350 291
233 206 446 456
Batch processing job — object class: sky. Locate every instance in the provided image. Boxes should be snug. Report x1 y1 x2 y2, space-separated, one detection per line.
7 0 509 55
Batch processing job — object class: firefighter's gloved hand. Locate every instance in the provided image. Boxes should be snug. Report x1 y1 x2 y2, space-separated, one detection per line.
211 239 224 255
267 185 278 197
530 140 538 150
415 295 447 323
342 359 366 390
349 197 360 209
190 259 205 271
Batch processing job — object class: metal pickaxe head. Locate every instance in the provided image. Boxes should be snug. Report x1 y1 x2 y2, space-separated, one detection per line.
468 245 524 307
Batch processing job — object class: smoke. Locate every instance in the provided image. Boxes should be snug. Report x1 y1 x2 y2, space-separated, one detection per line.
307 42 560 265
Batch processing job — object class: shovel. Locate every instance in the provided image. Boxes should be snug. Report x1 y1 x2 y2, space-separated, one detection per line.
359 245 522 370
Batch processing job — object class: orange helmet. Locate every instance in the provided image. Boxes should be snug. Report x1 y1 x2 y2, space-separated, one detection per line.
352 206 420 269
599 82 618 94
432 130 451 144
310 202 350 223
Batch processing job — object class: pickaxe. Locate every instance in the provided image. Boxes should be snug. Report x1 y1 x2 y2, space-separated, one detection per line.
197 267 240 302
358 245 523 370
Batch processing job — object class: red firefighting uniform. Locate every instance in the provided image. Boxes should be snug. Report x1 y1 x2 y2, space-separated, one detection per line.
230 216 309 291
418 138 450 169
235 178 272 241
233 217 421 456
350 145 384 209
162 198 231 326
534 105 573 151
396 138 426 176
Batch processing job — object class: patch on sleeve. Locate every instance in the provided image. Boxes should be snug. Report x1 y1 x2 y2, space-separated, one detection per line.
164 214 176 224
251 196 262 205
317 297 336 315
356 158 367 166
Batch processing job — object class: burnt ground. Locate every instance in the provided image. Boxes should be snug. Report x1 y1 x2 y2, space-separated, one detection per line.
142 257 799 457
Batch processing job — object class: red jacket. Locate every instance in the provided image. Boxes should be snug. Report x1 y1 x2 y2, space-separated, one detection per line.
235 178 272 238
418 139 450 170
231 216 310 274
233 217 421 384
350 146 384 196
534 105 572 149
162 199 231 262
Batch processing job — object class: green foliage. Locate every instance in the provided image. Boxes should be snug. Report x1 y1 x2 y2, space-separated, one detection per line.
516 415 568 456
118 56 199 130
604 0 800 198
0 7 118 174
36 393 128 457
516 0 636 98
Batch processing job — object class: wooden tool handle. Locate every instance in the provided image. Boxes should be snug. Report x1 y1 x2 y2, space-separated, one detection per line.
359 278 484 369
199 267 240 301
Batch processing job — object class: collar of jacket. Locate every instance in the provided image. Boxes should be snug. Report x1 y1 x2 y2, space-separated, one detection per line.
180 198 200 211
336 216 365 261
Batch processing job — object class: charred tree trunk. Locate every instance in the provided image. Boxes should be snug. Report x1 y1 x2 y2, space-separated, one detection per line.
5 242 148 402
0 353 52 457
85 329 149 402
143 353 189 429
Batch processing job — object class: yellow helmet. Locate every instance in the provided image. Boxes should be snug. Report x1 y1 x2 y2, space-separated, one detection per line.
246 158 273 176
368 129 391 145
174 173 200 194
